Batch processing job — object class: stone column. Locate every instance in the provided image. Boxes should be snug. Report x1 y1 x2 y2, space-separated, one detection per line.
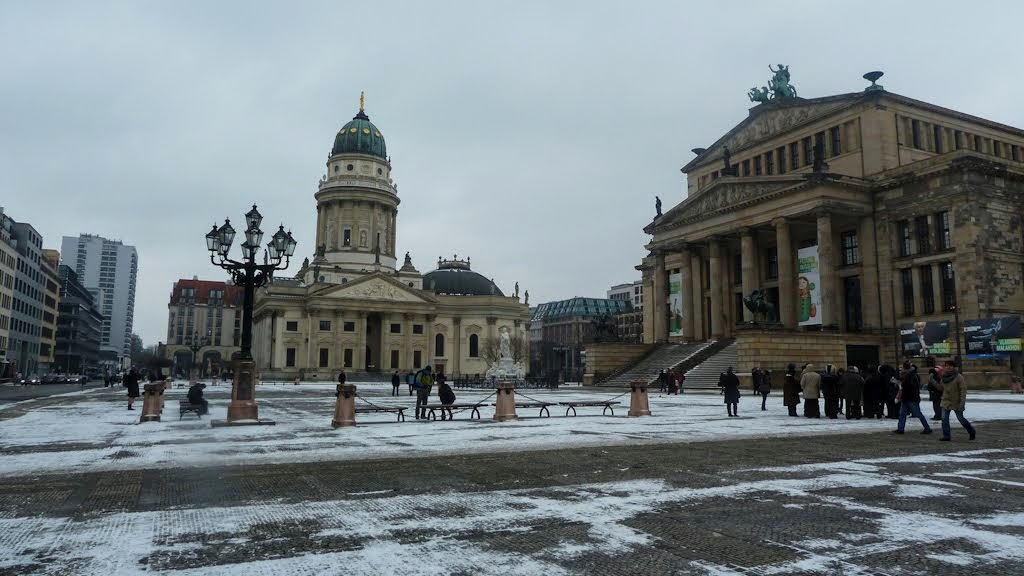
709 239 724 338
691 252 705 340
452 317 462 375
426 314 436 369
774 218 796 329
355 312 367 370
652 252 668 342
740 229 757 323
678 246 693 340
858 217 880 329
817 211 838 328
404 313 414 371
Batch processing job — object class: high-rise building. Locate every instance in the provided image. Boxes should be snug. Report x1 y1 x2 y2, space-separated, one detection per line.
39 250 61 372
55 264 104 374
0 211 17 375
60 234 138 364
164 278 243 378
3 209 45 377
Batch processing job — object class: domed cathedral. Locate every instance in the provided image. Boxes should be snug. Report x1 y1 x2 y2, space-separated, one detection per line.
251 94 531 380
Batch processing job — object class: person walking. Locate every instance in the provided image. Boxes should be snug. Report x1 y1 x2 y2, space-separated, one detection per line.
894 362 932 435
841 366 864 420
667 369 680 395
658 369 668 394
757 369 772 411
675 370 685 395
927 366 944 420
414 365 434 420
800 364 821 418
939 360 976 441
821 364 840 419
783 363 801 417
391 371 401 396
124 368 140 410
721 367 740 417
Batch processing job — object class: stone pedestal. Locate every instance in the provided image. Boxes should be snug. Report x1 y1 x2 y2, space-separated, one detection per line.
628 381 652 417
227 358 260 423
140 383 163 423
493 380 519 421
332 383 357 428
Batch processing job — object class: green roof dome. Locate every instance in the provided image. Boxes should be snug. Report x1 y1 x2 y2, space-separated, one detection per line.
331 105 387 159
423 257 504 296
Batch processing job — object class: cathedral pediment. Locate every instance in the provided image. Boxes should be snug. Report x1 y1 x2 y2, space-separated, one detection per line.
682 94 865 173
317 274 434 304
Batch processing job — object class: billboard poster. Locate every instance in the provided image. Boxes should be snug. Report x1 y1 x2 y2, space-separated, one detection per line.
900 321 952 357
797 246 822 326
668 273 683 336
964 315 1022 358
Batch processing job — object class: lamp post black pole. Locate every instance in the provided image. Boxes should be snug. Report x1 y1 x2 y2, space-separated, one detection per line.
205 204 296 423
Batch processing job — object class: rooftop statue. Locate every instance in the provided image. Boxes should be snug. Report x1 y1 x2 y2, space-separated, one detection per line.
747 64 798 103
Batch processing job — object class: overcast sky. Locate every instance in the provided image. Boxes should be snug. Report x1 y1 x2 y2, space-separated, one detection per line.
2 1 1022 346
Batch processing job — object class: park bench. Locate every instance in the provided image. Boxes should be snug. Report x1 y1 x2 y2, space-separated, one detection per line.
558 400 620 417
354 406 407 422
178 400 204 419
494 401 555 417
424 403 486 421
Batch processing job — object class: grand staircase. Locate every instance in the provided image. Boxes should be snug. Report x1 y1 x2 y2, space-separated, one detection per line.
596 341 713 387
677 341 739 389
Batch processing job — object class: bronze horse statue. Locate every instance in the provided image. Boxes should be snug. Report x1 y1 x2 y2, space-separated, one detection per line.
743 289 778 324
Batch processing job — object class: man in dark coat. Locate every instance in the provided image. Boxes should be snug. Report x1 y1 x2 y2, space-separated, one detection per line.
883 365 900 419
658 369 668 393
927 367 944 421
391 371 401 396
338 369 347 386
821 364 841 419
894 362 932 434
438 378 456 405
841 366 864 419
721 367 741 417
783 363 801 417
124 368 141 410
862 365 884 419
187 383 209 415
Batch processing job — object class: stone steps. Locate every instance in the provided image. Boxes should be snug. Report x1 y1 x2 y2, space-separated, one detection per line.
597 342 713 388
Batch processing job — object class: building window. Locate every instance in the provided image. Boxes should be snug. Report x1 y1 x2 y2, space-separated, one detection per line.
343 321 355 332
915 215 931 254
319 320 331 331
731 163 738 176
390 323 401 334
765 151 774 175
789 142 799 170
711 170 719 180
765 248 778 280
954 131 963 150
413 324 423 334
933 125 943 153
742 159 750 176
413 350 422 367
753 156 762 176
319 348 329 368
286 321 298 332
391 349 400 369
941 262 956 311
911 119 922 149
993 140 1002 157
777 147 786 174
974 135 982 151
343 229 351 246
469 334 479 357
841 231 860 266
435 334 445 357
897 220 913 257
344 348 353 367
830 126 841 156
901 269 914 316
919 265 935 314
802 137 813 166
286 347 296 367
1013 145 1021 162
936 211 952 250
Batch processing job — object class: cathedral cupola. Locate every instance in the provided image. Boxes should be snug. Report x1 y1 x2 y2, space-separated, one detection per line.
331 92 387 159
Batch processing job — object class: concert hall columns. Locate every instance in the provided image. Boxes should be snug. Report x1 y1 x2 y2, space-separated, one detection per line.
708 239 724 339
653 252 668 342
816 211 838 328
774 218 797 329
740 229 756 323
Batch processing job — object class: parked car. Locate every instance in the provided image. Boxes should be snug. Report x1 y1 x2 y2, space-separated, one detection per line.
19 374 40 385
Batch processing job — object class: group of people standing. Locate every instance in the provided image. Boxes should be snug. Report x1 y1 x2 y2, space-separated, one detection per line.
785 360 976 441
657 369 684 395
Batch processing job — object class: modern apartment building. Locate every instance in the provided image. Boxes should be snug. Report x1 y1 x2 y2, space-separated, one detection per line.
60 234 138 364
5 211 46 377
55 265 104 374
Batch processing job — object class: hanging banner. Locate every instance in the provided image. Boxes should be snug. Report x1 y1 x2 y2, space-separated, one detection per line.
797 246 821 326
668 273 683 336
964 315 1021 358
900 321 952 357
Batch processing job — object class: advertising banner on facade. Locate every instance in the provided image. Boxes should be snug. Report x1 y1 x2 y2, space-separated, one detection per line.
797 246 822 326
900 321 952 357
668 273 683 336
964 315 1022 358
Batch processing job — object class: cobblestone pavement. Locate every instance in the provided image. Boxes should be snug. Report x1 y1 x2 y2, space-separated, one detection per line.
2 407 1023 575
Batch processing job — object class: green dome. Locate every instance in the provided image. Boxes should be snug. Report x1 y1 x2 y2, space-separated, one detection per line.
423 258 504 296
331 109 387 159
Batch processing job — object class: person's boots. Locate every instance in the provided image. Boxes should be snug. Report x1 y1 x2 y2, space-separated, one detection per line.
733 404 738 417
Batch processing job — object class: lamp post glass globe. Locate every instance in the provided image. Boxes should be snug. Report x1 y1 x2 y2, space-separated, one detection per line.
245 204 263 231
217 219 235 255
284 231 297 257
206 225 221 252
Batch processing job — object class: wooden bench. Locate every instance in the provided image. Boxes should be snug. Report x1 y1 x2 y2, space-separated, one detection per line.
179 400 204 419
354 406 407 422
424 403 485 420
493 401 555 417
558 400 620 417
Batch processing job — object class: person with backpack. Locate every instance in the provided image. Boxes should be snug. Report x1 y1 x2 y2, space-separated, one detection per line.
414 366 434 420
894 362 932 435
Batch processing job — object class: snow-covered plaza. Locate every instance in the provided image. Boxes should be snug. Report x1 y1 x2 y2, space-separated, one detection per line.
1 383 1023 575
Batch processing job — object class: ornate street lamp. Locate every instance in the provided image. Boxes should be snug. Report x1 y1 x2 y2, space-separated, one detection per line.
206 204 296 423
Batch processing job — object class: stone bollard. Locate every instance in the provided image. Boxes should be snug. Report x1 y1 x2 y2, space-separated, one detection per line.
140 383 163 423
493 380 519 421
628 380 652 417
332 383 357 428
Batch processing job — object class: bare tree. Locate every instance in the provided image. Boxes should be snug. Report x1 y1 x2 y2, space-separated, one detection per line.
481 335 527 364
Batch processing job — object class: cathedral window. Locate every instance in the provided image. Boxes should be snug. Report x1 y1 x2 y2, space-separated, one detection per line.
344 321 355 332
414 350 422 367
435 334 445 357
344 348 353 367
286 348 296 367
343 229 351 246
286 321 298 332
319 348 329 368
390 349 400 368
469 334 479 357
390 323 401 334
413 324 424 334
346 164 354 171
319 320 331 331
